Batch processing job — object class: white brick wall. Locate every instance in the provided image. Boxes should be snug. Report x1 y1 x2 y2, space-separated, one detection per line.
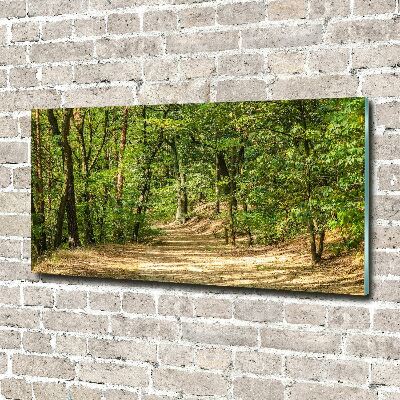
0 0 399 399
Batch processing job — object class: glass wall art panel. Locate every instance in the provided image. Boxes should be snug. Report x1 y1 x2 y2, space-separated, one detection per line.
31 97 369 296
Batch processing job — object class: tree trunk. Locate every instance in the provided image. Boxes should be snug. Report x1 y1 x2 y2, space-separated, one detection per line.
215 154 221 214
115 107 129 242
33 109 47 254
73 109 94 245
116 107 128 203
61 109 80 248
53 188 67 248
171 138 188 224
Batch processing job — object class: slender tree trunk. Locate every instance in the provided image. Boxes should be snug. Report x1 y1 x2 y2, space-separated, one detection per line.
74 109 94 245
115 107 129 241
61 109 80 248
54 188 67 248
215 154 221 214
176 164 188 223
116 107 128 203
171 138 188 224
33 110 47 254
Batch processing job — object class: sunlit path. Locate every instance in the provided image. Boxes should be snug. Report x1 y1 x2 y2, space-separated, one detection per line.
34 222 364 295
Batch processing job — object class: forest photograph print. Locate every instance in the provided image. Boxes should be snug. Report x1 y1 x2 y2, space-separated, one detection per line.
32 97 369 296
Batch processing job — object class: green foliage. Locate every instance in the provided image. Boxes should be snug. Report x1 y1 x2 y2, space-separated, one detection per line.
32 98 366 263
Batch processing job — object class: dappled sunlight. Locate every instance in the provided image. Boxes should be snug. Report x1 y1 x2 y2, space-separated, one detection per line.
34 223 364 296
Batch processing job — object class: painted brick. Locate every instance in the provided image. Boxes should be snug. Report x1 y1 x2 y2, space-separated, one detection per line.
0 286 20 306
371 362 400 386
327 306 370 329
27 0 88 16
267 0 307 20
288 382 377 400
234 299 283 323
193 297 232 319
271 75 358 100
0 0 26 18
22 331 52 353
374 309 400 333
372 280 400 302
235 350 282 375
0 215 30 237
74 62 141 84
41 65 74 86
42 310 108 334
373 226 400 249
1 379 32 400
216 78 267 102
74 17 106 37
13 167 30 189
309 0 350 18
41 19 73 41
90 291 120 312
326 19 400 44
0 329 22 349
138 80 209 105
55 334 87 356
88 338 157 362
30 41 93 63
24 286 53 307
107 13 140 35
78 361 149 387
363 74 400 97
233 376 284 400
182 321 258 346
195 347 232 370
180 57 216 79
122 292 156 314
111 315 179 340
353 0 396 15
285 303 326 326
373 136 400 160
286 356 369 384
143 10 177 32
373 251 400 276
158 343 192 367
143 58 179 81
69 386 102 400
353 45 400 69
0 46 26 66
55 289 87 309
0 166 11 188
308 48 349 73
0 239 21 259
0 117 18 138
0 142 28 164
13 354 75 379
166 31 239 54
242 24 323 49
378 164 400 190
218 53 264 76
158 294 193 316
345 334 400 359
103 389 139 399
179 7 215 29
153 367 229 396
11 21 40 42
33 382 67 400
97 37 163 59
268 51 306 74
217 2 266 25
63 86 134 108
261 328 341 354
10 67 38 88
375 102 400 128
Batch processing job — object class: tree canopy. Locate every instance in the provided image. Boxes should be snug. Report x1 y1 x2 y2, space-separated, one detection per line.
32 98 366 267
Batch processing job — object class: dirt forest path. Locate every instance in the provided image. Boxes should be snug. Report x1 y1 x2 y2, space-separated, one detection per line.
35 222 365 295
